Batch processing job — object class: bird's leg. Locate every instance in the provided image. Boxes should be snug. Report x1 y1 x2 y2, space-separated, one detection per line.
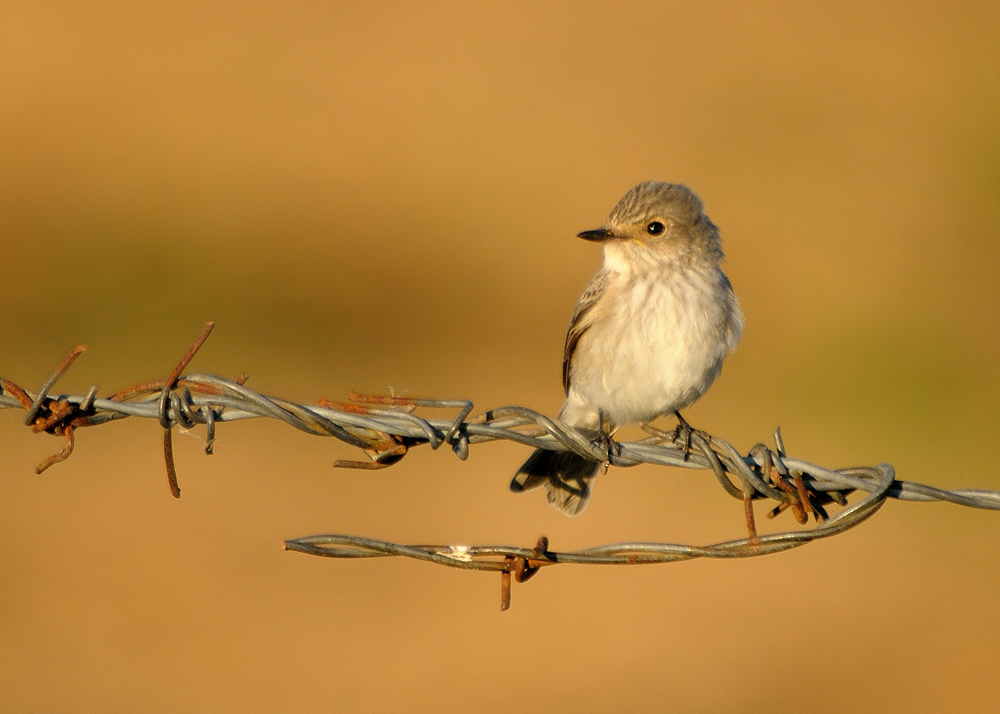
596 409 618 469
672 410 694 461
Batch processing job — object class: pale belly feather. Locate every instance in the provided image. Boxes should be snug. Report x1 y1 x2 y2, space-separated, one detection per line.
563 269 731 428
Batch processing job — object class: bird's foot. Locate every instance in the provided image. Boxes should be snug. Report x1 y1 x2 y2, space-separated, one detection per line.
671 411 696 461
595 410 619 469
594 428 621 469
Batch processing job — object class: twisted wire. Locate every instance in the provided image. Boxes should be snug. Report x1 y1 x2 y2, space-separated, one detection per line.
3 323 999 608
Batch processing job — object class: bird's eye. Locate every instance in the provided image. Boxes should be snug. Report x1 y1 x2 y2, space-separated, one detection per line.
646 221 665 235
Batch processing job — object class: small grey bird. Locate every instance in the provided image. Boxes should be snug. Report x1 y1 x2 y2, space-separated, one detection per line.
511 181 743 516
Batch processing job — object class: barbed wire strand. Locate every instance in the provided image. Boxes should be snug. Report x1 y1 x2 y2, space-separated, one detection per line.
2 322 998 609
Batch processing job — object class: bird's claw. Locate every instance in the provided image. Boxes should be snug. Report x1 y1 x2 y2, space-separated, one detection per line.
594 429 620 469
671 411 696 461
593 410 620 468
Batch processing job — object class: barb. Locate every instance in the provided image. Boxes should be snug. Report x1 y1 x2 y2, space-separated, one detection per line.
160 322 216 497
3 330 999 609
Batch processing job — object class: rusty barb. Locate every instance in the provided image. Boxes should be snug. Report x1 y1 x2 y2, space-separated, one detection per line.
3 324 1000 610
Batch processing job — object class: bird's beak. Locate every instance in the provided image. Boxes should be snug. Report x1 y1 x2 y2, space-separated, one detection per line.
577 228 618 242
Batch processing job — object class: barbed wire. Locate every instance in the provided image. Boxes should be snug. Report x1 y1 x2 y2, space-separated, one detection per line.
3 322 999 609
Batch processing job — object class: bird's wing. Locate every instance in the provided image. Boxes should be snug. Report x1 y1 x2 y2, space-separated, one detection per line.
717 269 745 352
562 269 610 395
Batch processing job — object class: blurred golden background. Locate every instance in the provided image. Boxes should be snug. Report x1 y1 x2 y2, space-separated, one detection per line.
2 2 998 711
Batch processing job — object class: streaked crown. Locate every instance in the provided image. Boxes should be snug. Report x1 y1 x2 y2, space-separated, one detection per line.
607 181 704 227
603 181 723 262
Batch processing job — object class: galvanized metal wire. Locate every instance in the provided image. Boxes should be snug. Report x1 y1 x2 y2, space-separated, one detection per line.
3 322 999 608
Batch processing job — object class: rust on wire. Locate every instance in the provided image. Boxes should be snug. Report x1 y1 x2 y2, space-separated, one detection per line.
318 397 411 468
158 322 215 429
4 327 1000 609
3 345 97 474
163 428 181 498
23 344 87 425
156 322 216 498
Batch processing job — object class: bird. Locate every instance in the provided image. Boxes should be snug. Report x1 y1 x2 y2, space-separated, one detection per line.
510 181 744 516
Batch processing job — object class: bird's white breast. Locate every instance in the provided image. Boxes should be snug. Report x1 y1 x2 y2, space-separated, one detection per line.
563 249 738 429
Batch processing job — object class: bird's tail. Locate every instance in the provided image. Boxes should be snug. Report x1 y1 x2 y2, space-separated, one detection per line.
510 448 602 517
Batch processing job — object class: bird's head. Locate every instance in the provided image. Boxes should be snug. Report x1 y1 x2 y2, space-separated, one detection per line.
578 181 724 269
